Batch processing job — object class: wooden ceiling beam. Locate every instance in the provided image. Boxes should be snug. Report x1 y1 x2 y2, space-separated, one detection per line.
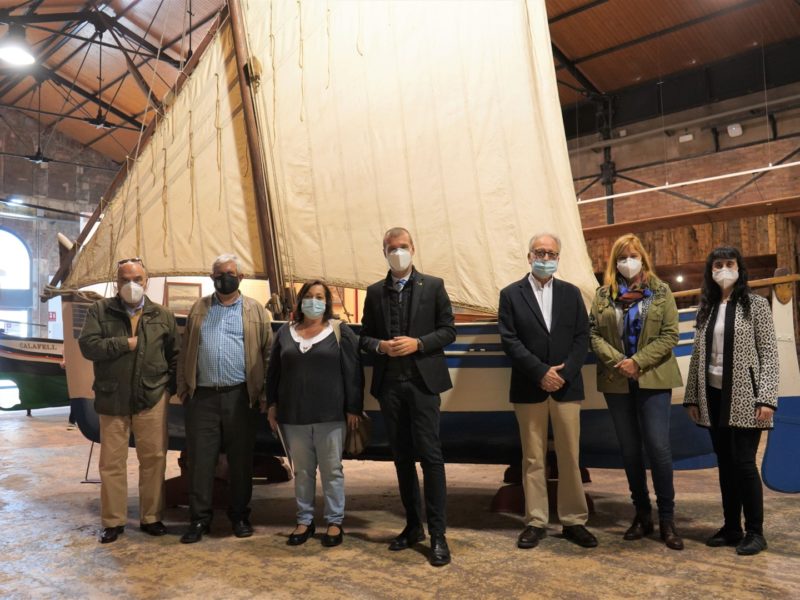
549 0 609 25
551 43 602 98
571 0 763 65
43 66 144 129
96 12 159 107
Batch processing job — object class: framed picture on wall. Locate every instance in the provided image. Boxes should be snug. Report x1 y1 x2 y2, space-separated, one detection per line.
164 282 202 314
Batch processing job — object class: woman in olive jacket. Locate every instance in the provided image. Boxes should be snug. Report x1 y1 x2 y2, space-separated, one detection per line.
589 234 684 550
684 247 778 556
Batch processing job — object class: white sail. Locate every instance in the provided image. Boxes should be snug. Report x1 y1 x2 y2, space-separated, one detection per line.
243 0 598 311
64 20 266 289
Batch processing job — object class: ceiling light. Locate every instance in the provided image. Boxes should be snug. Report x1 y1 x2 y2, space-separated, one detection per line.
0 24 35 66
678 133 694 143
727 123 743 138
8 197 23 204
675 275 684 283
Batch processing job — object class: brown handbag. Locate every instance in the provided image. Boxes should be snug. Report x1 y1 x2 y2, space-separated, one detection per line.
344 412 372 456
330 320 370 456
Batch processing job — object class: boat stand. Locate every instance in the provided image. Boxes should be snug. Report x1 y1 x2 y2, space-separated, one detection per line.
80 441 101 484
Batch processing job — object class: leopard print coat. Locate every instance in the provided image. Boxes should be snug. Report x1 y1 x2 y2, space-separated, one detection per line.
683 294 778 429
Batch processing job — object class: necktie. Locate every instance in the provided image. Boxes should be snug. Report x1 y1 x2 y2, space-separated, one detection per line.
395 278 407 292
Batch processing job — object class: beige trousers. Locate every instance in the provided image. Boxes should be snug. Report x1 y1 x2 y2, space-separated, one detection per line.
514 398 588 528
98 393 168 527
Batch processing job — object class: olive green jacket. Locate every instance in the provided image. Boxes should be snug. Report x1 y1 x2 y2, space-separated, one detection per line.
78 296 180 416
589 278 683 393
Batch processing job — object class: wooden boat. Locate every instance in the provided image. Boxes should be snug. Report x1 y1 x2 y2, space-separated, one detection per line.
45 1 800 493
0 333 68 412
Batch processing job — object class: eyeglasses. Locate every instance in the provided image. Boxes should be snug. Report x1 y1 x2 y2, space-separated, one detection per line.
117 257 144 267
531 249 559 260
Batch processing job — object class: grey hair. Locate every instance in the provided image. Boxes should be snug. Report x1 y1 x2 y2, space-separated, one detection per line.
212 253 242 273
528 232 561 253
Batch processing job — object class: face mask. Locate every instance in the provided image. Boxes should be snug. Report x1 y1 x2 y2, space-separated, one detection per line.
712 268 739 290
386 248 412 273
214 273 240 295
301 298 326 319
617 258 642 280
532 259 558 279
119 281 144 305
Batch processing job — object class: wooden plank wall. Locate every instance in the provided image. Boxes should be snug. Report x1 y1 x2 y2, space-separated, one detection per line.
585 214 795 273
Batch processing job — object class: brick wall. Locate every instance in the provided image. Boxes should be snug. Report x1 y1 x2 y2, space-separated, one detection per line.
573 104 800 228
0 108 117 337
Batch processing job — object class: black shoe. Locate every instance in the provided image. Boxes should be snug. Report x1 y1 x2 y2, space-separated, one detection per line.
139 521 168 536
321 524 344 547
429 534 451 567
99 526 125 544
706 527 744 547
287 522 315 546
623 514 654 540
180 521 210 544
388 524 425 551
736 532 767 556
233 520 254 538
517 526 547 549
659 520 684 551
562 525 598 548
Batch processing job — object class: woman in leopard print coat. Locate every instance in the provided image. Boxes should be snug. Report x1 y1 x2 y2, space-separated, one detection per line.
684 247 778 557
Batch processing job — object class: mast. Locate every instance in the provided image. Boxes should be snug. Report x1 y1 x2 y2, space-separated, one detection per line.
227 0 284 307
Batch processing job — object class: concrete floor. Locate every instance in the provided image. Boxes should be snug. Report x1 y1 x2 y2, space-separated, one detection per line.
0 408 798 600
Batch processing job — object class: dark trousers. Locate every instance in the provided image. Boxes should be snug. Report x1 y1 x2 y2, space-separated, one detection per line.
379 377 447 536
707 386 764 535
604 384 675 520
185 385 256 524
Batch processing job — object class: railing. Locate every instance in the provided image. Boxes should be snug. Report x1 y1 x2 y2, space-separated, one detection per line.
672 273 800 300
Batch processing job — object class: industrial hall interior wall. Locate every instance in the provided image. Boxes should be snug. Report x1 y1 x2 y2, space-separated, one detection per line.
0 108 117 334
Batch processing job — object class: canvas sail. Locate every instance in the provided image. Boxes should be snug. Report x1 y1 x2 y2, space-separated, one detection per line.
242 0 598 311
63 20 266 289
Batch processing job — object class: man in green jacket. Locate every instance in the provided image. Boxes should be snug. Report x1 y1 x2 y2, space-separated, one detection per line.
79 258 180 544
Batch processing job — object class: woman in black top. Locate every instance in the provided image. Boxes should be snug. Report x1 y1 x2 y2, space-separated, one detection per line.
267 280 363 547
683 247 779 556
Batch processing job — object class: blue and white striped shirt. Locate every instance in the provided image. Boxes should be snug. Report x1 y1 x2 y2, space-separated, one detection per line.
196 294 247 387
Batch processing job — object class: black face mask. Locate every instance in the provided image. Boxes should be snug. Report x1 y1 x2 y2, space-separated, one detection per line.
214 273 240 295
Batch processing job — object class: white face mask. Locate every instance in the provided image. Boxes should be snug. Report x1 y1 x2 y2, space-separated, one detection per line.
386 248 412 273
119 281 144 305
617 257 642 280
712 268 739 290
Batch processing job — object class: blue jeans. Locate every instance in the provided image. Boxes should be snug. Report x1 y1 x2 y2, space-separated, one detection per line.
281 422 346 526
604 385 675 521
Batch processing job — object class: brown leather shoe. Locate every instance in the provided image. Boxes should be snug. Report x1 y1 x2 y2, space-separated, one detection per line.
517 526 547 549
659 520 684 550
623 514 654 540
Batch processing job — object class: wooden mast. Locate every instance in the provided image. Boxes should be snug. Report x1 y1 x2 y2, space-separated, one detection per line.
227 0 284 307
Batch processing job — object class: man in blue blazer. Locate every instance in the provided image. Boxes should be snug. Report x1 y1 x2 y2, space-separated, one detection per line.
360 227 456 567
498 233 597 550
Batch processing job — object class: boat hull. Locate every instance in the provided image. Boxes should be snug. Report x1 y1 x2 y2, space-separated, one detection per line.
0 334 68 411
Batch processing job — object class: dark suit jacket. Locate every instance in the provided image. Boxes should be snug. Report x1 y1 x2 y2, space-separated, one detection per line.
498 275 589 403
359 269 456 397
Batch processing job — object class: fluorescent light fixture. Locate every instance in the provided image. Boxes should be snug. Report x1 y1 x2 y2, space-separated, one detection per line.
678 133 694 143
727 123 743 138
0 24 35 66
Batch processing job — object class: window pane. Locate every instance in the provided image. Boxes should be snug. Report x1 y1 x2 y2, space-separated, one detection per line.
0 230 30 290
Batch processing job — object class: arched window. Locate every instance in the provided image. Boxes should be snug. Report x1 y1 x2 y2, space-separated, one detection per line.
0 228 32 337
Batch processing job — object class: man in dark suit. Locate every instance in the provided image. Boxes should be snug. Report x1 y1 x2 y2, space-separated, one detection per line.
360 227 457 567
498 233 597 550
